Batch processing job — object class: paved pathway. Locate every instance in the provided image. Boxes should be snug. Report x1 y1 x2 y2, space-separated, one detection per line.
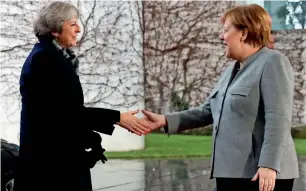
90 157 306 191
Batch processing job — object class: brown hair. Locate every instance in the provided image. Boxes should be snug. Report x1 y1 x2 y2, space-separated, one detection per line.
221 4 271 48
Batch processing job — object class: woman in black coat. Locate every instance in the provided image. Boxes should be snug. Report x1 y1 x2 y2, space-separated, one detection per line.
14 1 149 191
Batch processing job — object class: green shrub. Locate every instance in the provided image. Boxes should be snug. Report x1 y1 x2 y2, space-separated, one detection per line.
291 124 306 139
175 124 306 139
177 125 213 136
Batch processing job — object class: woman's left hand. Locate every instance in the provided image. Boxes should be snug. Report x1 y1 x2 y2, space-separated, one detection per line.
251 167 276 191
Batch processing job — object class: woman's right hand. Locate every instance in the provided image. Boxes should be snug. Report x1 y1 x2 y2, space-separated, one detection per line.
117 110 151 136
141 110 167 131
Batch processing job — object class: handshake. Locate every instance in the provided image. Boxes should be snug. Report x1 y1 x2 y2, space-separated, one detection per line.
116 110 166 136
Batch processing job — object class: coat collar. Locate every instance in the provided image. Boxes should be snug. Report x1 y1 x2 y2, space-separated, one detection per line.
36 38 79 75
227 47 269 86
240 47 269 69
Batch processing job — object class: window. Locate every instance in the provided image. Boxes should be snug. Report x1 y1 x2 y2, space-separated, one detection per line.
244 0 305 30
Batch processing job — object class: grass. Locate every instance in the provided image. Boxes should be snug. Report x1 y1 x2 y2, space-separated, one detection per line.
294 138 306 155
105 133 306 159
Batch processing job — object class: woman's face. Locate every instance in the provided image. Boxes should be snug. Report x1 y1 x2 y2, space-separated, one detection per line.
52 16 80 48
219 18 244 60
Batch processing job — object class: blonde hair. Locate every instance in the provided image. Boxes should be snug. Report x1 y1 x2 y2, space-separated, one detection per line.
221 4 271 48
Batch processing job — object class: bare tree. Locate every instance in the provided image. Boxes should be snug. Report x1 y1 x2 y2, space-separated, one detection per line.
2 0 303 132
0 0 144 125
143 1 235 114
72 0 144 109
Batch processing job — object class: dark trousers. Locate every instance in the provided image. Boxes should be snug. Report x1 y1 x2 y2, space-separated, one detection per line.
216 178 294 191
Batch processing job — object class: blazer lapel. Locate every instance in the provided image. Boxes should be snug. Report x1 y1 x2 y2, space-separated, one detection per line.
228 47 269 85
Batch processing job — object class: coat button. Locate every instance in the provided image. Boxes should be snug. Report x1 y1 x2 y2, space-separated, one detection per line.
215 126 218 130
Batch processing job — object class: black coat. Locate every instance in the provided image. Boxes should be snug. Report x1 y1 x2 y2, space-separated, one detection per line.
14 38 120 191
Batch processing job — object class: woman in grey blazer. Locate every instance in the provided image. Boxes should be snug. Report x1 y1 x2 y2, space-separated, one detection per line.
141 4 299 191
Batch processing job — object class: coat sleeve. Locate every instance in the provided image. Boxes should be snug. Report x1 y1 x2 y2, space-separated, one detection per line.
164 95 214 134
163 65 232 134
81 107 120 135
258 52 294 173
28 51 120 135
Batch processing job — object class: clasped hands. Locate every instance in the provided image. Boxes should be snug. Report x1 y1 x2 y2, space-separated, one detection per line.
116 110 165 136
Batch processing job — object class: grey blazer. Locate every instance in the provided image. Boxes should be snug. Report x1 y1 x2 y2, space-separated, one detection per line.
164 47 299 179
